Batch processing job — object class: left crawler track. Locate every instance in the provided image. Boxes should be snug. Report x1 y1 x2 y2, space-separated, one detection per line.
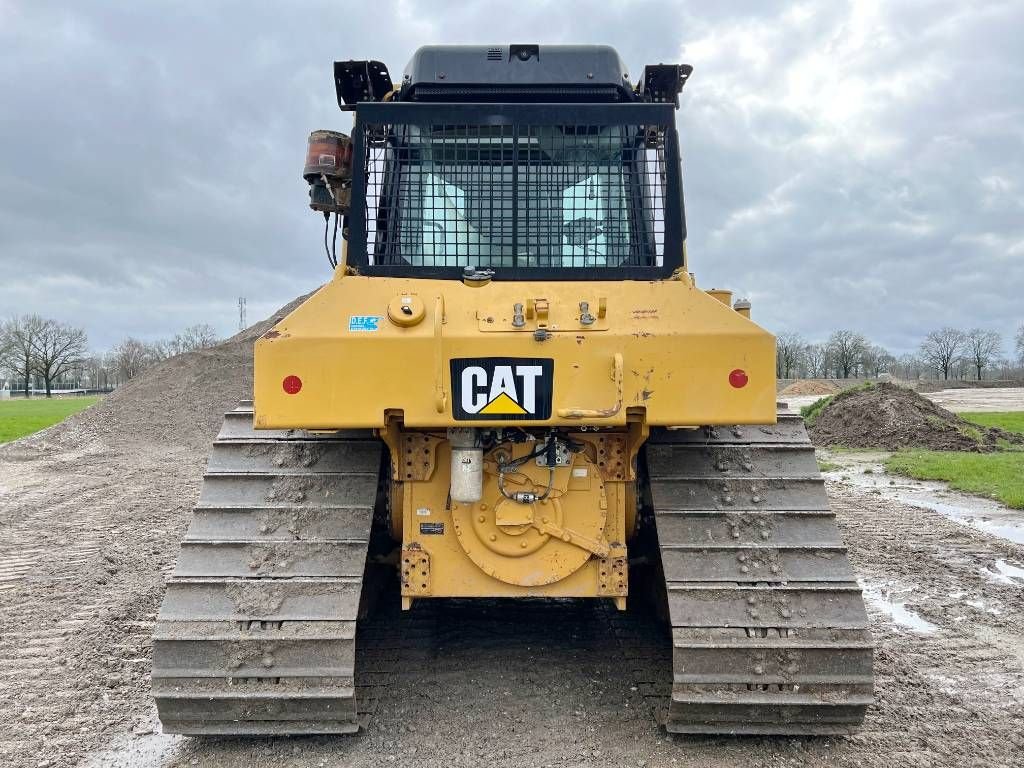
152 402 382 735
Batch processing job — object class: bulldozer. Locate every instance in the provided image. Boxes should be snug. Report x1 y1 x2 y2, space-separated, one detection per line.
153 44 873 736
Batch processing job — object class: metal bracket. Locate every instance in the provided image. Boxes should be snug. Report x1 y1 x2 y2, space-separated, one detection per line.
598 543 628 598
399 432 442 481
401 544 430 598
334 60 394 107
593 433 629 481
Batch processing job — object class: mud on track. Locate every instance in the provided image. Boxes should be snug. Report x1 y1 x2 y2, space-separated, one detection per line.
2 430 1023 768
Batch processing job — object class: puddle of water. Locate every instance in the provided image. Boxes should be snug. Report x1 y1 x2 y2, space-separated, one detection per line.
860 581 938 634
982 559 1024 586
820 450 1024 545
995 559 1024 582
965 598 1002 616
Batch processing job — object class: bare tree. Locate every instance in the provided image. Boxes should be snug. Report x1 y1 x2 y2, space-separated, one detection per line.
827 330 867 379
1016 324 1024 366
30 320 88 397
919 327 967 379
174 323 219 353
0 315 45 397
965 329 1001 380
151 324 221 360
859 345 895 377
893 353 922 380
804 343 828 378
83 354 112 391
775 332 805 379
110 338 152 382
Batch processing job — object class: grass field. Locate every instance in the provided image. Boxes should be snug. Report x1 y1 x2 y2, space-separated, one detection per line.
0 396 101 444
886 449 1024 509
959 411 1024 435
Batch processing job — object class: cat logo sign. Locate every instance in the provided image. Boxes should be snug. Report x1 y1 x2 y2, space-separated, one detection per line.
450 358 554 421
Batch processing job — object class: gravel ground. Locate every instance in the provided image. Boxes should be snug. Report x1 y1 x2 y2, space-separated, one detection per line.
2 426 1023 767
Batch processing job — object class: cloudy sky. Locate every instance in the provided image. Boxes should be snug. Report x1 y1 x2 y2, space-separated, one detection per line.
1 0 1021 355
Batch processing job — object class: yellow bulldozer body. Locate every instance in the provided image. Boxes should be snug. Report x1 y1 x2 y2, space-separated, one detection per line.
153 45 872 738
253 269 774 605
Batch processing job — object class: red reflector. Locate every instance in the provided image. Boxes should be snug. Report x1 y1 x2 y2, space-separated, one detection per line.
729 369 748 388
282 375 302 395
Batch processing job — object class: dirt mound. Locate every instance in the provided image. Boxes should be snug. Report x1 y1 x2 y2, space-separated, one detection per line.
780 379 841 397
3 291 314 455
808 382 1024 451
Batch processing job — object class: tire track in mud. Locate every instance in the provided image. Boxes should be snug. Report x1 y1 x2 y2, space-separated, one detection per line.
0 447 199 768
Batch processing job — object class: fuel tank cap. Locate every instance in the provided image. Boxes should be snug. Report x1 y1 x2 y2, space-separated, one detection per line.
387 294 426 327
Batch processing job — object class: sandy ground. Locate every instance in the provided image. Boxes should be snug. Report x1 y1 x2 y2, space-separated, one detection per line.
781 386 1024 414
2 427 1023 767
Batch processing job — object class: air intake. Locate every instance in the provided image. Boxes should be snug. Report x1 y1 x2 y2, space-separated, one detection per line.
486 47 503 61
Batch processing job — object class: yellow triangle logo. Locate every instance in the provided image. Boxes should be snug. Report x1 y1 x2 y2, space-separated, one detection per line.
479 391 528 415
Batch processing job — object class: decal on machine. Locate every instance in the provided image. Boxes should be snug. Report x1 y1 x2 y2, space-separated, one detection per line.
348 315 381 332
450 358 554 421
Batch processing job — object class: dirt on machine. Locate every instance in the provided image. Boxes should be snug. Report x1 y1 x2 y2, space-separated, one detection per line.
152 44 874 737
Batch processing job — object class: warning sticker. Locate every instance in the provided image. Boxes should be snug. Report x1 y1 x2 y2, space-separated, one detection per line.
419 522 444 535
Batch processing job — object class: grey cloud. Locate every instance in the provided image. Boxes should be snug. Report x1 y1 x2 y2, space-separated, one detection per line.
0 1 1021 354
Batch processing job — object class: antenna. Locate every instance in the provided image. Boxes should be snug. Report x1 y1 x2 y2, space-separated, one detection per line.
238 297 247 331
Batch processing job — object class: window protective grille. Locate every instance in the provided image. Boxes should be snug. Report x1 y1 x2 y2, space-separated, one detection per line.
358 118 672 271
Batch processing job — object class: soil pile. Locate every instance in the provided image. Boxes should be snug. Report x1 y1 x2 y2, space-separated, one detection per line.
3 292 314 456
780 379 841 397
809 382 1024 451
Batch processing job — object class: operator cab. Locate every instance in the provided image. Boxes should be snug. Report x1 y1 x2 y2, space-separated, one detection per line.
305 45 691 280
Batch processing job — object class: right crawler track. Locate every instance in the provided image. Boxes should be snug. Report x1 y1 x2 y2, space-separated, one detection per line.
646 413 874 734
152 402 382 735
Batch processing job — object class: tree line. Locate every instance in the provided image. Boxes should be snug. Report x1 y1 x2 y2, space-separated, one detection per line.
778 325 1024 381
0 315 220 397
